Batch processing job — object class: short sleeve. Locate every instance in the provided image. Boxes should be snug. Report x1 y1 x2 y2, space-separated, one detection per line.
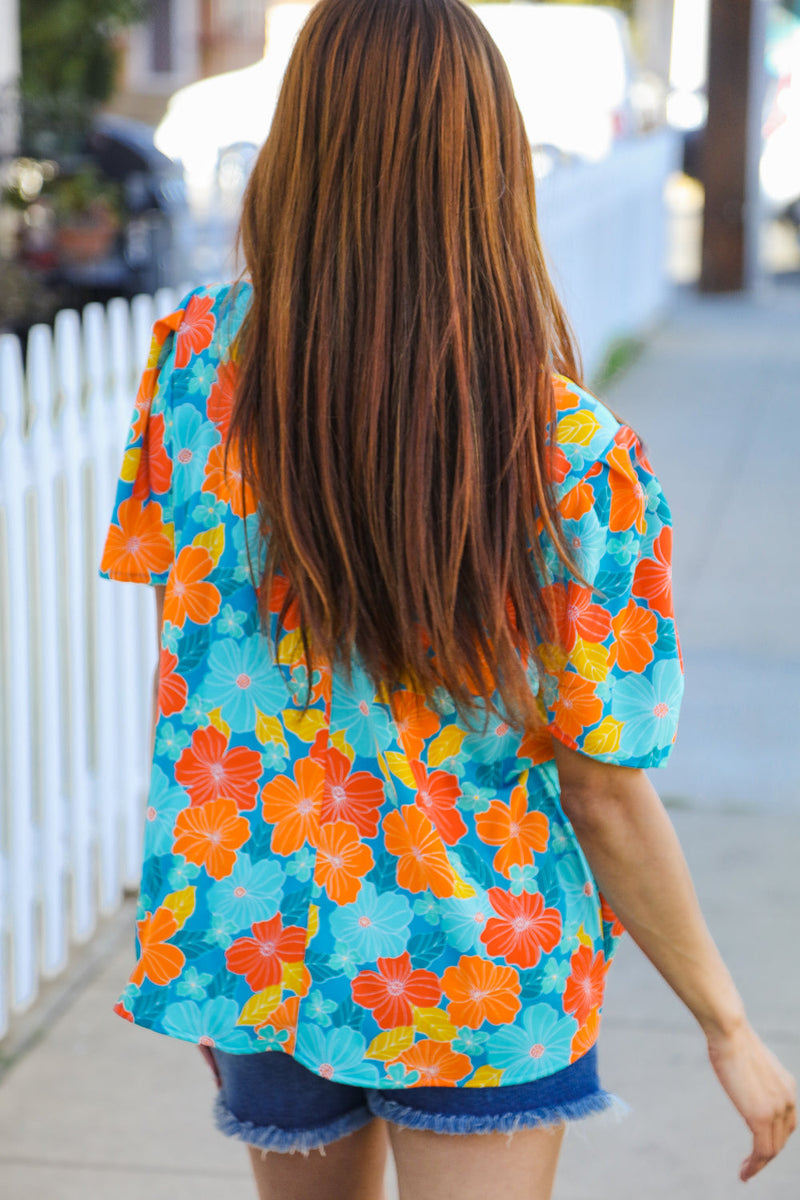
98 310 184 586
542 427 684 769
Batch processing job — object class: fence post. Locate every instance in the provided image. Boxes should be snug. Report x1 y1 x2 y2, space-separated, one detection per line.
0 334 38 1013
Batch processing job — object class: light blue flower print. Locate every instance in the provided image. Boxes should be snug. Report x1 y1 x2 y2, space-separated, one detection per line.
508 864 539 896
202 638 289 731
143 766 187 855
177 966 213 999
413 895 440 926
286 846 315 882
192 496 226 527
329 941 359 979
296 1025 379 1086
207 914 238 949
256 1026 290 1050
186 358 217 395
548 822 572 856
162 997 251 1049
262 742 288 771
459 782 495 813
288 665 322 704
612 658 683 758
562 508 606 586
595 674 616 704
170 403 221 505
208 853 285 926
543 674 559 707
541 959 571 995
430 687 456 716
232 513 265 582
329 882 412 960
383 1062 420 1085
438 889 492 953
329 662 394 755
161 621 183 654
155 721 191 762
216 603 247 639
306 991 337 1027
453 1028 489 1056
487 1004 578 1083
181 694 210 727
556 854 601 936
167 858 200 889
438 755 465 779
461 712 520 764
606 530 638 566
560 439 593 474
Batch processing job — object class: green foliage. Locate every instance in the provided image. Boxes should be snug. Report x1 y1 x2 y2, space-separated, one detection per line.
21 0 149 102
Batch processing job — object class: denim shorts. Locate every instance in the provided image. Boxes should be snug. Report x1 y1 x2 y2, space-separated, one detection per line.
203 1043 617 1154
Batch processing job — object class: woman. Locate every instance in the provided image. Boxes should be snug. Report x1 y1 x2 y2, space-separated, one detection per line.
98 1 796 1197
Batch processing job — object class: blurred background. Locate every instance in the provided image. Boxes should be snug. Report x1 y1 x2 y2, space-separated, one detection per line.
1 0 799 346
1 4 799 1198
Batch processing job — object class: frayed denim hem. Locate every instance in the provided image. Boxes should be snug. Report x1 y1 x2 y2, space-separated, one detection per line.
367 1087 622 1136
212 1091 374 1156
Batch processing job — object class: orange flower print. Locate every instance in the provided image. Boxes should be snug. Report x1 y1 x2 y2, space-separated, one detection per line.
163 544 222 629
261 756 323 855
561 479 594 521
132 408 172 503
267 572 301 630
396 1039 472 1086
441 955 521 1028
410 760 467 846
382 805 456 898
351 951 442 1029
474 786 548 878
480 888 562 968
563 945 606 1027
174 293 216 369
563 581 612 650
600 893 625 939
518 721 555 766
171 797 251 879
130 366 158 442
313 820 374 904
158 649 188 717
130 905 185 986
571 1006 601 1063
551 674 602 742
256 995 299 1054
610 598 657 672
391 691 441 759
225 914 306 991
206 357 238 440
607 443 646 534
175 725 263 810
319 748 384 839
100 496 173 581
547 443 571 486
202 440 256 519
632 525 674 618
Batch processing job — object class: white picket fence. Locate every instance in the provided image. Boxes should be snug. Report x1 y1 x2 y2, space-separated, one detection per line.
0 288 184 1038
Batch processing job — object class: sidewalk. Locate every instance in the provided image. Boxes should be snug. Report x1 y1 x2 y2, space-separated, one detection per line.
1 284 798 1199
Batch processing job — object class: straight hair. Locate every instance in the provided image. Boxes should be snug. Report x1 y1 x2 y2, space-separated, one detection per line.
227 0 582 731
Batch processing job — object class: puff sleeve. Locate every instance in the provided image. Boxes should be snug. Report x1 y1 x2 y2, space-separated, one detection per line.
542 427 684 769
98 311 183 586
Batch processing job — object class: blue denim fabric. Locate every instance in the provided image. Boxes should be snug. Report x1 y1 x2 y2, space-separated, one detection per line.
208 1045 617 1154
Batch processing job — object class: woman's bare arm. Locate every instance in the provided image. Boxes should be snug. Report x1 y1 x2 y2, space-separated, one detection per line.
551 738 796 1183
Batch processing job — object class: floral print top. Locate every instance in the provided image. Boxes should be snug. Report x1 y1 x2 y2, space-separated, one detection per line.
98 282 683 1088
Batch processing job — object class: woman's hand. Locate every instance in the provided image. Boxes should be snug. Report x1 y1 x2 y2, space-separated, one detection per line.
706 1020 797 1182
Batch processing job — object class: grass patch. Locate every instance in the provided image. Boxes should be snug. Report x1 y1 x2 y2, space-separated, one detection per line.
590 336 646 394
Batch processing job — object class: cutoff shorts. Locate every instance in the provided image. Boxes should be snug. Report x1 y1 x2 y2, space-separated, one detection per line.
202 1043 618 1155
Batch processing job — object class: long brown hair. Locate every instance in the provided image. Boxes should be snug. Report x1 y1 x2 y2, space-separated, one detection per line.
227 0 581 732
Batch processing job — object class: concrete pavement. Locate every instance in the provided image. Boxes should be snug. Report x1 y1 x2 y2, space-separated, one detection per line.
1 283 798 1198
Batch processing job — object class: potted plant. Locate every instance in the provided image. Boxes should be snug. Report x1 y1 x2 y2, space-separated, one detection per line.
43 163 122 265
